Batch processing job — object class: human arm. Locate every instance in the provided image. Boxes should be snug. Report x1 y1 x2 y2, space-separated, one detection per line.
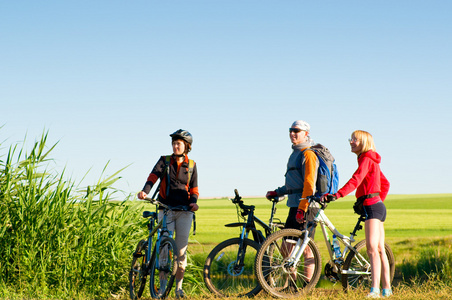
335 156 372 199
139 156 167 196
379 171 390 201
188 163 199 205
298 150 318 212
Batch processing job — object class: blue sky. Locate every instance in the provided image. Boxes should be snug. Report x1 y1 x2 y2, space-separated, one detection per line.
1 1 451 198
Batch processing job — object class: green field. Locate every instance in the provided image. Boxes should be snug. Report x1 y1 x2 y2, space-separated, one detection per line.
191 193 452 252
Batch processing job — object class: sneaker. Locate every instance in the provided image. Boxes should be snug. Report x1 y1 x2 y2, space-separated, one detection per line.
366 291 381 298
175 289 185 299
382 288 393 297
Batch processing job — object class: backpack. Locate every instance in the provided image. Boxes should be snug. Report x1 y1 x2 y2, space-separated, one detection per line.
164 155 194 181
306 144 339 197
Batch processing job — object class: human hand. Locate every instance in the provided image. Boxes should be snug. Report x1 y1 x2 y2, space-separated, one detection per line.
326 194 337 202
295 209 305 224
266 191 277 200
137 191 147 199
321 193 337 204
189 203 199 212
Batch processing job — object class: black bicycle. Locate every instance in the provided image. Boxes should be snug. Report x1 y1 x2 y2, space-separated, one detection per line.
129 197 190 299
203 189 285 297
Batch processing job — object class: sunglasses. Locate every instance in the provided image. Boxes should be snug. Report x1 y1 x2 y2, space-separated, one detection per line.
289 128 303 133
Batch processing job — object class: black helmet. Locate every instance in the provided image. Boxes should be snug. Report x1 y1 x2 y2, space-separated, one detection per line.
170 129 193 145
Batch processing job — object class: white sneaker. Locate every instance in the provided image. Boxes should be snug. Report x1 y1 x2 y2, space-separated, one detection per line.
366 291 381 298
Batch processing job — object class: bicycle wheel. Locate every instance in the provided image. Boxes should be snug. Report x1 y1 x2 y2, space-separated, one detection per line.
203 238 261 297
149 237 178 299
255 229 322 298
341 240 395 291
129 240 148 300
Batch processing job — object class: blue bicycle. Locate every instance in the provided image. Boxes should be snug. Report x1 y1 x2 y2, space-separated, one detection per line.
129 197 190 299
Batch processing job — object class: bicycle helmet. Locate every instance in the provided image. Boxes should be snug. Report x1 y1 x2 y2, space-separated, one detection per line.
170 129 193 145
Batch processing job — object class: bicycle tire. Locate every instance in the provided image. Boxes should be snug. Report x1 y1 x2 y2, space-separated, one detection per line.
149 237 178 299
255 229 322 298
341 240 395 291
203 238 262 297
129 240 148 300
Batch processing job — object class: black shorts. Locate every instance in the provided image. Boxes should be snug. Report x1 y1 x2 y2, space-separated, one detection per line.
285 207 316 237
363 201 387 222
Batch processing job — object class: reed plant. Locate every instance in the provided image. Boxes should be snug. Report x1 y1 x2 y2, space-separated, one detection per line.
0 132 144 298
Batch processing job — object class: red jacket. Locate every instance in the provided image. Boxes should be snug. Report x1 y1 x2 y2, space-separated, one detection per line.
335 150 389 205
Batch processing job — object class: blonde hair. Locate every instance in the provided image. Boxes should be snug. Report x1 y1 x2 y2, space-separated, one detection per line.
352 130 376 154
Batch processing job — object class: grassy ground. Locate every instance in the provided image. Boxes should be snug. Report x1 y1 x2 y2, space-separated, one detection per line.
2 194 452 299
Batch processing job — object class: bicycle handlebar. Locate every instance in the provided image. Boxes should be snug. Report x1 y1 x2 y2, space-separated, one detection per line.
306 195 329 210
142 197 191 212
231 189 254 212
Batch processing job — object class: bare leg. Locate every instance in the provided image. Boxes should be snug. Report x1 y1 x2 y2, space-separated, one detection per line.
365 219 382 289
281 239 314 283
303 247 314 281
379 221 391 290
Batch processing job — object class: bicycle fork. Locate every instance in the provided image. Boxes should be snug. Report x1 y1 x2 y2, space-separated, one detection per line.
284 232 311 267
156 228 174 272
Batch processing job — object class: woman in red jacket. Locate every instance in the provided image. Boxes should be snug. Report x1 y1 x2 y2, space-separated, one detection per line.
321 130 391 298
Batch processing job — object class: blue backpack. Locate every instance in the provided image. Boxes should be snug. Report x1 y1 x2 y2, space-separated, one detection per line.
306 144 339 197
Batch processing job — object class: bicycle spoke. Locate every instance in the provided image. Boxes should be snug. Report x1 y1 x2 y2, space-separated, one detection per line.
255 229 321 298
150 237 178 299
341 240 395 291
204 238 261 297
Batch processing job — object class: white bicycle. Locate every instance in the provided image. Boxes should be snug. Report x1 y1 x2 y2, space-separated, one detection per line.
254 196 395 298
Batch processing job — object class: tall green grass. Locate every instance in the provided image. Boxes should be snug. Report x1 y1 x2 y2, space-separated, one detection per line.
397 237 452 283
0 132 145 298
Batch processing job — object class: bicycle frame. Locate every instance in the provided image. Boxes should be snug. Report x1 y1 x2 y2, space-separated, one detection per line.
227 198 283 244
288 198 372 277
202 189 285 297
143 210 173 268
141 198 178 270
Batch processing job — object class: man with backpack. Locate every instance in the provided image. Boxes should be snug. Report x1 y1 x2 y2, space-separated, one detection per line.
266 120 320 286
266 120 318 232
